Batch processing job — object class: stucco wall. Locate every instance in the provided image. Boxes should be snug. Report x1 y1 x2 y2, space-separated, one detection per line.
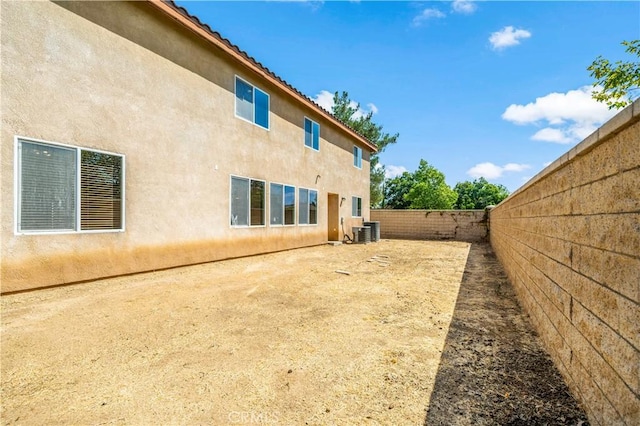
489 101 640 424
370 210 488 242
1 1 371 292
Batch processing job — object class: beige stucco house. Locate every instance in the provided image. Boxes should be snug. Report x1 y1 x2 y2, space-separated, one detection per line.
1 1 376 293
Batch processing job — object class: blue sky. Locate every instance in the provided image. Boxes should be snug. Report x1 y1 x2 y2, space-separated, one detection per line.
175 0 639 192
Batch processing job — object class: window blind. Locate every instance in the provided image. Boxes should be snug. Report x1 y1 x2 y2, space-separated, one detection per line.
80 151 123 230
19 141 76 231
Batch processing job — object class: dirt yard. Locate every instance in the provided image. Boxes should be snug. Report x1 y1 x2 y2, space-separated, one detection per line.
1 240 588 425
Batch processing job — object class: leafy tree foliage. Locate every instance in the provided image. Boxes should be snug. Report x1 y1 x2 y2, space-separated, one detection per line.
588 39 640 109
453 178 509 209
382 171 415 209
383 160 457 209
405 160 458 209
330 92 399 207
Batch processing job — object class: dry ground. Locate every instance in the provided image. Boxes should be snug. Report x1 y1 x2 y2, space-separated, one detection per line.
1 240 588 425
2 240 469 425
425 243 589 425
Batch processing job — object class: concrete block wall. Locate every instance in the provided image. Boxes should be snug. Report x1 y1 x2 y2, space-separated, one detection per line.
370 209 488 242
489 100 640 425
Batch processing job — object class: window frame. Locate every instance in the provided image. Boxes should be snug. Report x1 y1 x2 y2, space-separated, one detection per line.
352 196 363 218
353 145 363 169
234 75 270 130
230 175 266 228
14 136 126 235
303 117 320 151
298 187 318 226
269 182 296 227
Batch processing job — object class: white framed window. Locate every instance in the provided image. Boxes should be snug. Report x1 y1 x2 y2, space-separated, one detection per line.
230 176 265 227
298 188 318 225
304 117 320 150
15 137 125 234
270 183 296 226
353 145 362 169
235 76 269 130
352 196 362 217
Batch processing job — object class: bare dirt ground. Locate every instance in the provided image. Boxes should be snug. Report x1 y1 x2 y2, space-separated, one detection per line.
1 240 588 425
425 243 589 425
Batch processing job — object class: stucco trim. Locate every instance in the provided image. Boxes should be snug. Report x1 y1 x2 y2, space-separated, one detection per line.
147 0 377 153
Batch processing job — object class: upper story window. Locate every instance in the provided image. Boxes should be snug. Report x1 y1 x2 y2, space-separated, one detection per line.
352 196 362 217
298 188 318 225
270 183 296 226
353 146 362 169
235 76 269 129
304 117 320 150
16 137 124 234
231 176 265 227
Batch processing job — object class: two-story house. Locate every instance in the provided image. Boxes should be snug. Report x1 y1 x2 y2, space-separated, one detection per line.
1 0 376 292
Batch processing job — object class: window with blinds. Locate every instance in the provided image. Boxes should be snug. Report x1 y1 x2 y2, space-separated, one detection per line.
80 150 123 230
19 141 77 231
17 138 124 233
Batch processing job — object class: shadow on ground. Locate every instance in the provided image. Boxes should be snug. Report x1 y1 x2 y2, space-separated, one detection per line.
424 243 589 425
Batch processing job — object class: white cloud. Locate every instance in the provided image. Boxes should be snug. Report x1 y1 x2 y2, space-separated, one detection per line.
489 26 531 50
503 163 530 172
412 8 446 26
502 86 617 144
502 86 611 125
384 165 408 179
467 162 531 180
312 90 378 119
531 128 572 144
313 90 334 112
452 0 477 14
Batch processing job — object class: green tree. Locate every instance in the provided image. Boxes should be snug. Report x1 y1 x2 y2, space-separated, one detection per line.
588 39 640 109
453 178 509 209
330 92 399 207
383 171 415 209
404 160 458 209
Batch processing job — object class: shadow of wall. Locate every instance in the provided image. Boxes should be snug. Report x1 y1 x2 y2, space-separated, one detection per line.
425 243 588 425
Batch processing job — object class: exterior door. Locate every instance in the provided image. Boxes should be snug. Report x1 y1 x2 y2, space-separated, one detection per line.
327 193 339 241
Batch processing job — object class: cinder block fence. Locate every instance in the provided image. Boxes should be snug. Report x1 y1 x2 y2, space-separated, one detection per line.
370 209 488 242
370 100 639 425
489 101 639 424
